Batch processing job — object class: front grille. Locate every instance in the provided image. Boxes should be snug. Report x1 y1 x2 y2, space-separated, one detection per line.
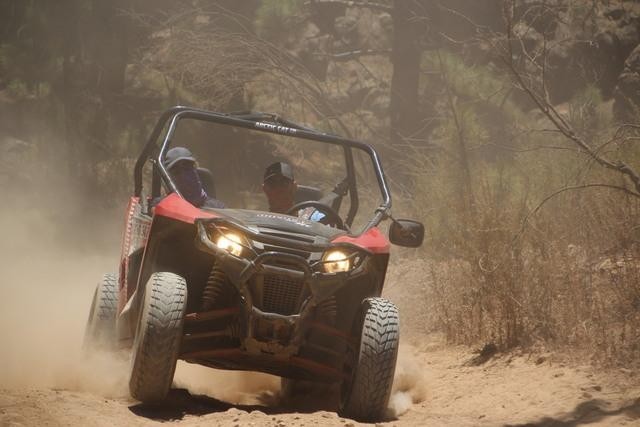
262 274 304 315
259 228 316 244
252 227 322 261
262 244 311 259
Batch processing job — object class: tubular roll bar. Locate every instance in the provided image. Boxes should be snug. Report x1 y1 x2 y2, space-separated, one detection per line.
133 106 392 231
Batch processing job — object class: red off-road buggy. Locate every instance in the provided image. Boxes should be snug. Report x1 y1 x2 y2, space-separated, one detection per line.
83 106 423 421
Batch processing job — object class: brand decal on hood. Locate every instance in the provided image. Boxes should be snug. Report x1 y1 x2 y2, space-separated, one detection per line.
256 213 311 227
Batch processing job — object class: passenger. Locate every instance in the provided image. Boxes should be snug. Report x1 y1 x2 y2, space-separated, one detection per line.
164 147 225 209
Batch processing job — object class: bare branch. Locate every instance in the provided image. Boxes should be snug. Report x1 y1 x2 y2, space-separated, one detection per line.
474 142 581 153
304 0 392 13
594 124 640 154
516 183 640 242
318 49 392 61
497 1 640 195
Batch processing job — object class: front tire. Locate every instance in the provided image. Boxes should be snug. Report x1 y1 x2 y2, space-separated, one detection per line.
339 297 399 422
129 272 187 403
83 273 118 352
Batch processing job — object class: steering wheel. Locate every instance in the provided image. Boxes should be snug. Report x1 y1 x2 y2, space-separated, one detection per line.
287 201 345 229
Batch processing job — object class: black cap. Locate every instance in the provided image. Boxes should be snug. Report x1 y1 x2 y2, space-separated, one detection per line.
164 147 196 170
264 161 294 182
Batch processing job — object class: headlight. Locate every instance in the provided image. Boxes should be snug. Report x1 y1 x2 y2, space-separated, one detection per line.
322 250 350 273
216 232 245 257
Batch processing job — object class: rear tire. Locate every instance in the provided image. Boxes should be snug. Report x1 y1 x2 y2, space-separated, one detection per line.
129 272 187 403
339 297 399 422
83 273 118 352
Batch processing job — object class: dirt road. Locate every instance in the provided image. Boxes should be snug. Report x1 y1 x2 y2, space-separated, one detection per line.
0 212 639 426
2 335 639 426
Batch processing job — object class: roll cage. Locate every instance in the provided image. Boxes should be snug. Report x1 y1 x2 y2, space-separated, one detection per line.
133 106 392 233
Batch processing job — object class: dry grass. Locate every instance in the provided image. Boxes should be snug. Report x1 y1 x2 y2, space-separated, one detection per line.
405 172 640 366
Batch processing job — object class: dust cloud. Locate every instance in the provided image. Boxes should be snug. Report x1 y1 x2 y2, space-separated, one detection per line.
174 336 428 414
0 191 282 403
388 344 428 417
0 193 128 397
174 363 280 405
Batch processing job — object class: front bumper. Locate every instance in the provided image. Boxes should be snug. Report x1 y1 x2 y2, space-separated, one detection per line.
195 218 369 304
184 218 369 376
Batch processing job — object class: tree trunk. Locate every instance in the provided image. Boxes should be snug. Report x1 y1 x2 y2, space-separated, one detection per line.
92 0 128 96
389 0 422 143
60 0 81 181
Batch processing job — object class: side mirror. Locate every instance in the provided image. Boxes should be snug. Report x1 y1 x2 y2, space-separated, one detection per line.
389 219 424 248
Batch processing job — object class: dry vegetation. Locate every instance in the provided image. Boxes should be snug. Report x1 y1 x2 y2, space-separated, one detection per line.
395 2 640 364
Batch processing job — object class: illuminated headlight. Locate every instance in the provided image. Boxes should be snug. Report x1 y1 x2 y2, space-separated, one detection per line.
216 233 245 257
322 250 351 273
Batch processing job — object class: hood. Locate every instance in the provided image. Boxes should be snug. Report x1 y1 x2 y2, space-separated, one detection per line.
204 208 347 240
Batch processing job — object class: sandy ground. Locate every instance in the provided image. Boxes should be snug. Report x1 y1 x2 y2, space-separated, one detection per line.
2 337 639 426
1 208 639 426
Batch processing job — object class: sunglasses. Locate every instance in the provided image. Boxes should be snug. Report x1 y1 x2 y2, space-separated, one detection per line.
265 176 293 188
170 161 196 172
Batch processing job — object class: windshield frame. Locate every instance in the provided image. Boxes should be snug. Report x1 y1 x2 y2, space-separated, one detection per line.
134 106 392 233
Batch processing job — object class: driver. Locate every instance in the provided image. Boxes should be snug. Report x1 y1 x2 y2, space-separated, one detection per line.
262 161 325 221
262 161 297 214
164 147 226 209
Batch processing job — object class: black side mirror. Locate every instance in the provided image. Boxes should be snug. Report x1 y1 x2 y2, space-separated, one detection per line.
389 219 424 247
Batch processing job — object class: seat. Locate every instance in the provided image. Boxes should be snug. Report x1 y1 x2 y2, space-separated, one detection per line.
294 185 323 204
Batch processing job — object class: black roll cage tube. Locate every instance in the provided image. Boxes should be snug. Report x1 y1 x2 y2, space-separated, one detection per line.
133 106 392 233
